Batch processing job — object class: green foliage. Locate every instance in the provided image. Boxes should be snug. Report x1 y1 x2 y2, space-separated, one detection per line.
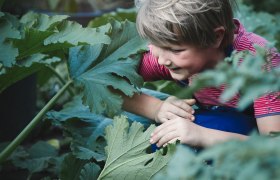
0 7 146 170
72 20 147 116
236 3 280 49
47 96 112 162
88 8 137 27
0 11 110 93
1 1 280 179
59 153 90 180
242 0 280 14
155 135 280 179
8 141 63 178
98 115 176 180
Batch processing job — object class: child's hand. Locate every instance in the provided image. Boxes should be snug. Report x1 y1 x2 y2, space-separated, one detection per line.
154 96 195 123
150 117 201 147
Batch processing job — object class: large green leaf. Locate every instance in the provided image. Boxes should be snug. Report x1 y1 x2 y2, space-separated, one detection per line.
80 162 101 180
69 44 103 78
0 54 59 93
98 116 176 180
44 21 111 46
0 18 20 67
13 28 54 60
0 41 19 67
13 13 110 60
46 96 112 162
88 8 137 28
60 153 88 180
20 11 68 31
12 141 59 174
74 20 147 116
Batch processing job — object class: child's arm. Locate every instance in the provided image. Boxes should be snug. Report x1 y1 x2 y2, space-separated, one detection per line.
150 115 280 147
256 115 280 135
122 93 195 123
150 117 248 147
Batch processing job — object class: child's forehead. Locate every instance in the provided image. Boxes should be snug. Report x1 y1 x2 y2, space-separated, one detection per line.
150 41 190 49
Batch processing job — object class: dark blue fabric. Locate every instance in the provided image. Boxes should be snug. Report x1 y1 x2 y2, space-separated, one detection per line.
194 107 257 135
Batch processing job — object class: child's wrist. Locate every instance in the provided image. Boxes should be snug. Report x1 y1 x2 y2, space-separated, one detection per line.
154 100 164 123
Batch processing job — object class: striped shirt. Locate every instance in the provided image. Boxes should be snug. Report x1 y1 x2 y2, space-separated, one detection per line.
138 19 280 118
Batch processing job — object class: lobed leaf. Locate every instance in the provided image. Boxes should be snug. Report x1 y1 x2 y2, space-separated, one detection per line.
46 96 112 162
20 11 69 31
0 18 20 67
44 21 111 46
80 163 101 180
73 20 147 116
60 153 88 180
98 115 176 180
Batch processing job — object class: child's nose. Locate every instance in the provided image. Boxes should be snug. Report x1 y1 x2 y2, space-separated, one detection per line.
158 55 172 66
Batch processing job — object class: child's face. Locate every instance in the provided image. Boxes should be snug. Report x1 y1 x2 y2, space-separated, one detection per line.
150 44 223 80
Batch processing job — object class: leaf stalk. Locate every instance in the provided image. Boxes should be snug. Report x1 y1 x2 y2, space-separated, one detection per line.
0 80 73 164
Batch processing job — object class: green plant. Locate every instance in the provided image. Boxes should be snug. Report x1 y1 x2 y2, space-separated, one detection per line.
154 135 280 180
0 1 280 180
0 8 147 166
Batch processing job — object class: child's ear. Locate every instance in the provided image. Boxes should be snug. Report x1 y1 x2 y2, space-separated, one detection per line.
213 26 225 48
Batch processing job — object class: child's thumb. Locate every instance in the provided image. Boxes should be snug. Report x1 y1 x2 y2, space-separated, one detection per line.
184 99 196 105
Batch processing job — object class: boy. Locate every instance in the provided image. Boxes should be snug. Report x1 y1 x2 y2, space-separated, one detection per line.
123 0 280 148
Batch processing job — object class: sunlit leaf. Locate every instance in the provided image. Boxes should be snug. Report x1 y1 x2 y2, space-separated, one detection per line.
44 21 111 46
98 115 176 180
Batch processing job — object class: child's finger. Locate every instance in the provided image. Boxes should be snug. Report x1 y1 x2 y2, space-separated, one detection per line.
150 120 177 144
163 138 180 147
156 131 178 147
183 99 196 105
167 107 194 121
170 100 194 114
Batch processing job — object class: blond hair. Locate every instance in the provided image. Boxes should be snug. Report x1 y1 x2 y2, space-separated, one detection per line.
136 0 236 48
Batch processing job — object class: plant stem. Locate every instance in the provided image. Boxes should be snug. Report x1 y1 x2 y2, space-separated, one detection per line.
0 80 73 164
47 65 75 96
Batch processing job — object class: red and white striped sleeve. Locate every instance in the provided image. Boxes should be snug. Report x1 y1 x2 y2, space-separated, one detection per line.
138 51 172 81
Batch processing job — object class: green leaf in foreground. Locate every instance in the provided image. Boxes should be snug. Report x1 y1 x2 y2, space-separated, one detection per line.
155 135 280 179
98 115 176 180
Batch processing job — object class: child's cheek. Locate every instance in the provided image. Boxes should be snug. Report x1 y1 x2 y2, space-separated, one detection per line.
149 45 159 57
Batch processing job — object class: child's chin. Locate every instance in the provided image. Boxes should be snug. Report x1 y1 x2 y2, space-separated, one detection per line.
171 75 189 81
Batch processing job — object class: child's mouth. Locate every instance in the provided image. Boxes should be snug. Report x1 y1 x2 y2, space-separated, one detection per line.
168 67 181 72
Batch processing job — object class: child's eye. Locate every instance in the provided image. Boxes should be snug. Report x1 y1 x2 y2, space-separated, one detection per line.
170 49 184 53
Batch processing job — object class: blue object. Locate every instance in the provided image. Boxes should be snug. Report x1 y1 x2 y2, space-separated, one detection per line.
194 106 257 135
